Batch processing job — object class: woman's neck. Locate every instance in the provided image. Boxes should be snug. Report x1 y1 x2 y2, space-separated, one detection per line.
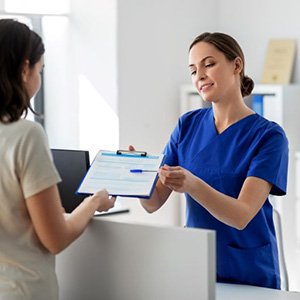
212 99 254 134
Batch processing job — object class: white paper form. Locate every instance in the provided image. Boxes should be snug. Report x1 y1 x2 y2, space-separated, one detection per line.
77 150 164 198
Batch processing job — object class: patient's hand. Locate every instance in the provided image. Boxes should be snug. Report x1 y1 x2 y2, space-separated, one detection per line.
89 190 116 212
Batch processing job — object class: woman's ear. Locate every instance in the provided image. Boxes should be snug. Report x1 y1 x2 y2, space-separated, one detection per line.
233 57 243 74
22 60 30 83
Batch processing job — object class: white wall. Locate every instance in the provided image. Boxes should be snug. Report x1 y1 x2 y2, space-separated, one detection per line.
70 0 117 113
217 0 300 84
44 0 117 152
118 0 217 152
43 16 78 148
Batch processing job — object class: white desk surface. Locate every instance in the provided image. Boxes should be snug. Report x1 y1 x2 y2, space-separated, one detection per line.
217 283 300 300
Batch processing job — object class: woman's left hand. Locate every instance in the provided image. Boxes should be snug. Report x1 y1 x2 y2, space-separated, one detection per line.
159 165 195 193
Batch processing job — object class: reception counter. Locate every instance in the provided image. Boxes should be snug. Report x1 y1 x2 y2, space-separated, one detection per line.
56 218 299 300
217 283 300 299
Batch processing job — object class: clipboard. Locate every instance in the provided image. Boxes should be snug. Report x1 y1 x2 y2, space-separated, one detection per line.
77 150 165 198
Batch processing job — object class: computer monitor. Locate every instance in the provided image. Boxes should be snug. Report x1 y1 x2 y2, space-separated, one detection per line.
51 149 90 213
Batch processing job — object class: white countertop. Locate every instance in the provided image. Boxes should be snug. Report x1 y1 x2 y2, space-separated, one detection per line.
217 283 300 300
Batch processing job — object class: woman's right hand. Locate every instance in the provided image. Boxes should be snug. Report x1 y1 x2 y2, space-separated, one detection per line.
88 190 116 212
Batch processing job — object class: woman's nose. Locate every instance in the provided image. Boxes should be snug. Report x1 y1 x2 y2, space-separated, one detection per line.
195 70 206 81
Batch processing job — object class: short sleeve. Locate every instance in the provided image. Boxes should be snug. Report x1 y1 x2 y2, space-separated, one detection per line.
163 118 181 166
247 125 288 196
17 122 61 198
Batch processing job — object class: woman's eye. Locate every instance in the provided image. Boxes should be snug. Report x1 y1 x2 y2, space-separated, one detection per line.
190 70 196 76
205 63 214 68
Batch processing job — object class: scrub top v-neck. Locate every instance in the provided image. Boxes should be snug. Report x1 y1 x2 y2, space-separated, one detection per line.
163 107 288 289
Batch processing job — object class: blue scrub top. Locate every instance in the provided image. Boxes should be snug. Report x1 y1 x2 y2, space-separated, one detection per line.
163 108 288 289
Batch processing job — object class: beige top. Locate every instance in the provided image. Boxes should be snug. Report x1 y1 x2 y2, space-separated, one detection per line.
0 119 61 300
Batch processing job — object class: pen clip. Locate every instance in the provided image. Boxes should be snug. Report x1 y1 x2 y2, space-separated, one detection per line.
116 150 147 157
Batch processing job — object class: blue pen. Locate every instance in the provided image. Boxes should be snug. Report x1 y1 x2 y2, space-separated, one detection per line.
130 169 157 173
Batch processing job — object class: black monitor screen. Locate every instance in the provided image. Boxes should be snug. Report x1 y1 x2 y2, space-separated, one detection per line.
51 149 90 213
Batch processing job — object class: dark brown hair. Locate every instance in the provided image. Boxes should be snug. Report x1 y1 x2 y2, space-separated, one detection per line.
189 32 254 97
0 19 45 123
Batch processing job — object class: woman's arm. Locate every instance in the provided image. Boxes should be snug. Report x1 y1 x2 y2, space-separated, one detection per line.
139 179 172 213
159 166 272 230
26 186 115 254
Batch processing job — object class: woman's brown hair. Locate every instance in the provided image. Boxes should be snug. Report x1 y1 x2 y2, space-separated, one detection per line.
0 19 45 123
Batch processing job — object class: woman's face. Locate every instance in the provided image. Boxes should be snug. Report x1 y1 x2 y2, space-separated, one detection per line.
23 56 44 99
188 41 241 103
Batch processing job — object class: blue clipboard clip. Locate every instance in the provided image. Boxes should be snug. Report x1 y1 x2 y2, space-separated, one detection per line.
116 150 147 157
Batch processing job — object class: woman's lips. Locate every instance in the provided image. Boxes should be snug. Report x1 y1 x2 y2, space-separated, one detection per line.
200 83 214 92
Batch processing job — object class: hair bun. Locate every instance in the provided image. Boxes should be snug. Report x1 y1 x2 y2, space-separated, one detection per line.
241 76 254 97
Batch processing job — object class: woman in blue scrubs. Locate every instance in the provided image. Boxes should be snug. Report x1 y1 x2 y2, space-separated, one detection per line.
137 32 288 289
